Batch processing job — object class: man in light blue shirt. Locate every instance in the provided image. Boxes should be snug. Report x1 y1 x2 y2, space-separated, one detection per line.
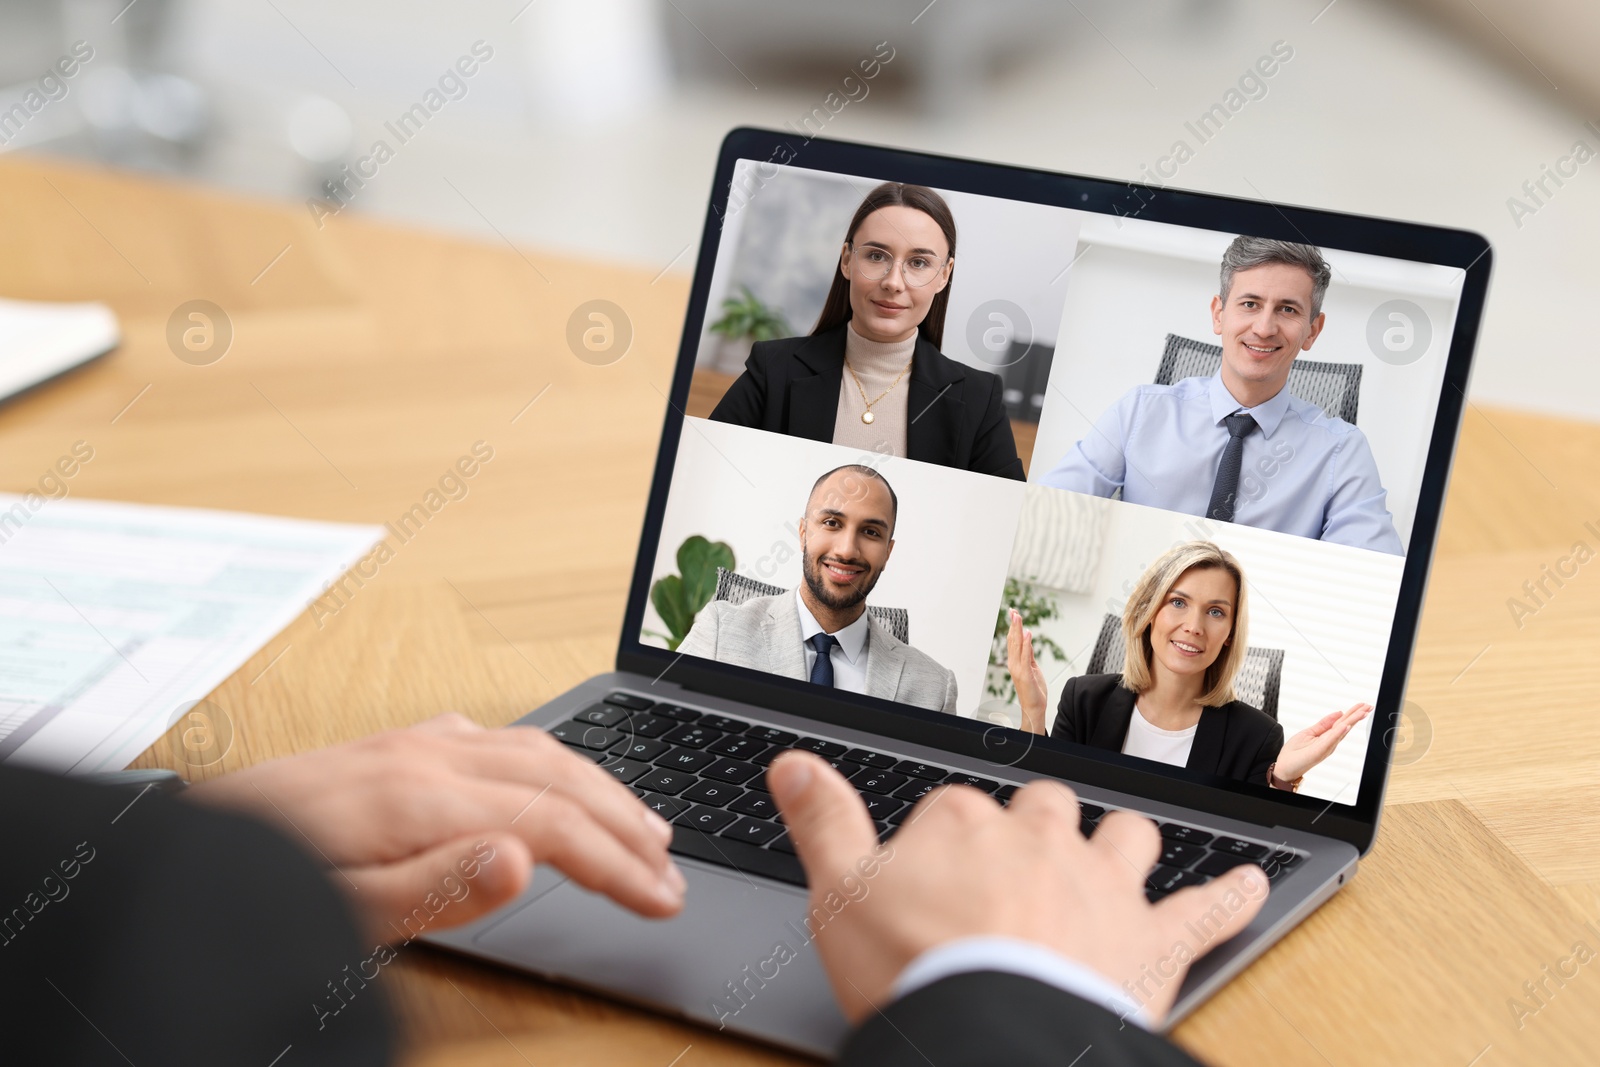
1041 237 1404 556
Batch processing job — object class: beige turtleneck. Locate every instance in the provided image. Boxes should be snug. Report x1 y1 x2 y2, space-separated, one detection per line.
833 320 916 457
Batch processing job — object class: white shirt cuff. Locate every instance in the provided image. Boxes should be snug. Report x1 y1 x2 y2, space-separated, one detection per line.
890 936 1152 1030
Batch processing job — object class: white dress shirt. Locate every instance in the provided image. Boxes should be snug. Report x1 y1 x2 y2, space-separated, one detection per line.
894 936 1151 1028
1120 703 1198 768
1040 374 1404 555
795 590 871 694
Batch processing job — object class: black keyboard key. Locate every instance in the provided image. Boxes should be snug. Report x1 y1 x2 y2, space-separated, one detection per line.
994 784 1019 805
653 704 701 721
670 825 804 886
1079 802 1105 819
893 780 939 802
1080 818 1099 838
746 726 798 746
602 758 652 784
663 724 722 749
794 737 847 758
653 747 716 774
894 760 947 781
640 793 691 820
1160 841 1206 869
635 768 695 795
681 780 744 807
604 692 653 710
1146 865 1209 894
707 735 770 761
769 833 797 854
572 703 627 727
618 713 675 739
944 771 999 792
1195 851 1260 877
549 722 624 751
611 738 671 762
1213 837 1269 860
859 794 903 821
845 748 898 770
1159 822 1214 846
1263 849 1303 882
851 768 910 795
720 816 784 846
699 715 749 733
702 757 761 784
728 792 778 819
679 805 738 834
744 769 769 793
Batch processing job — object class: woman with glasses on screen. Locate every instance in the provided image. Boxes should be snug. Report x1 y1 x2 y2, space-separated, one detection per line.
709 182 1024 479
1005 541 1371 790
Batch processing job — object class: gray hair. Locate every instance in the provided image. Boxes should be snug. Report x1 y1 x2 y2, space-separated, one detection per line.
1218 236 1332 320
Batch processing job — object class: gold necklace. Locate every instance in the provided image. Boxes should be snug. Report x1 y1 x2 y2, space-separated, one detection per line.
845 355 914 424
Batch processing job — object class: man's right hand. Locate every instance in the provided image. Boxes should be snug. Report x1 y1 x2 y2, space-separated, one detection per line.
767 751 1268 1025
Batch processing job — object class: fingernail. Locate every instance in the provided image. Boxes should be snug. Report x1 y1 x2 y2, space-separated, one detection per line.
658 865 686 903
773 756 813 798
643 807 674 843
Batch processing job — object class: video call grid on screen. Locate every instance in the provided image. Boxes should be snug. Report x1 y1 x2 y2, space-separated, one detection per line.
633 140 1482 819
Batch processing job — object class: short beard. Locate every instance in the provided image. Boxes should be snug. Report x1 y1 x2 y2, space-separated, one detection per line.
801 547 878 614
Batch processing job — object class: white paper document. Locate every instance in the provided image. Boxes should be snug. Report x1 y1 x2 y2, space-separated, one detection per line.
0 297 119 402
0 495 382 774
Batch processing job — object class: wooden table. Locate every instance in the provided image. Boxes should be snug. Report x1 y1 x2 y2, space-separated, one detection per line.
3 155 1597 1066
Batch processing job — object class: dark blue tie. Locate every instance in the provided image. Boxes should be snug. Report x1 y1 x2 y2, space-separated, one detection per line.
1206 413 1257 523
808 633 839 687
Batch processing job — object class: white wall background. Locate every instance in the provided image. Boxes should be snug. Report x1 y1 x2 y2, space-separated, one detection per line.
644 418 1023 716
1027 215 1463 549
697 161 1081 374
1010 486 1404 804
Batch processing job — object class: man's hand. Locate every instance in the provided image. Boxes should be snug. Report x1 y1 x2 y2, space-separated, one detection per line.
188 713 684 940
768 751 1267 1025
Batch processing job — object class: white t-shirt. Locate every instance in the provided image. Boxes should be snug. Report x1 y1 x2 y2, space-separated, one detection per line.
1120 704 1197 768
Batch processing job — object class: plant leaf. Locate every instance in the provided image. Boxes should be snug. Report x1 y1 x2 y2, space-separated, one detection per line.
651 574 691 644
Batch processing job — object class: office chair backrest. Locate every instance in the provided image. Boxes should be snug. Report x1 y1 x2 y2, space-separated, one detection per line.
1083 612 1284 720
1156 333 1363 425
711 568 911 645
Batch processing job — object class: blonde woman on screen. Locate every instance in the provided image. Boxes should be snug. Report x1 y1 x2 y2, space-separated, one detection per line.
1006 541 1369 790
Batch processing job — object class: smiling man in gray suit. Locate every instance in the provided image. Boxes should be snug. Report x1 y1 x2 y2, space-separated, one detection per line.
679 464 958 714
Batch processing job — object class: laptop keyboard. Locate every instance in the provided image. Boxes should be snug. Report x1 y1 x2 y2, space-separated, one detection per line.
551 692 1306 895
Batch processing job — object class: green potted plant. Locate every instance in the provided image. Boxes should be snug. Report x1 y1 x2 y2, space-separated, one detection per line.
985 577 1067 707
707 286 791 373
644 535 736 650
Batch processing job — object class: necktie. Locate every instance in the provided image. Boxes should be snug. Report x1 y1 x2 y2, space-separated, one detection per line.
1206 413 1257 523
808 633 839 687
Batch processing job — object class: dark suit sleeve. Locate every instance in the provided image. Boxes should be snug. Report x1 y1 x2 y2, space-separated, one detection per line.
0 767 393 1067
1051 673 1081 742
707 344 773 428
1247 720 1287 787
970 371 1025 480
838 971 1202 1066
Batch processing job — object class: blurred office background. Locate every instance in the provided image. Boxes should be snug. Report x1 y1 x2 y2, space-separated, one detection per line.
0 0 1594 419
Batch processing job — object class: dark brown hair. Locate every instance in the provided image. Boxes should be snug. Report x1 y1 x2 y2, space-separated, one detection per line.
810 182 957 349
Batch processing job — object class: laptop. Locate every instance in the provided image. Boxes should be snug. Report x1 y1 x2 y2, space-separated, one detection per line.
427 128 1490 1056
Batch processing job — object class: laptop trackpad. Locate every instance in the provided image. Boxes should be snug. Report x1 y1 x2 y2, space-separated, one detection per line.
470 862 850 1055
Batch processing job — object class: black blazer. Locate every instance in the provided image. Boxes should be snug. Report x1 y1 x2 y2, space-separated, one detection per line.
840 969 1202 1066
1052 672 1285 787
709 323 1025 479
0 766 391 1066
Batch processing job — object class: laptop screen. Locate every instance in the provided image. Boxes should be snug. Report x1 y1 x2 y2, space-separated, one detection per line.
624 130 1487 830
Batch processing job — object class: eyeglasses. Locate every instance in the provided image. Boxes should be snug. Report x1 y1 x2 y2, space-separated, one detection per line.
848 244 948 288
